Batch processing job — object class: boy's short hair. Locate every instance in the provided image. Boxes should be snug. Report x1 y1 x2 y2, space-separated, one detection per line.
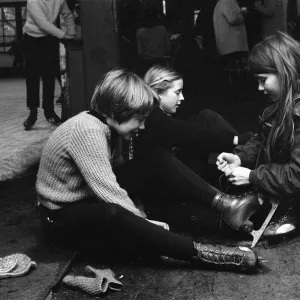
91 69 155 123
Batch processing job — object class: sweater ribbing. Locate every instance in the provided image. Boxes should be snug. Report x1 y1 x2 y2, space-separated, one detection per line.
36 112 143 217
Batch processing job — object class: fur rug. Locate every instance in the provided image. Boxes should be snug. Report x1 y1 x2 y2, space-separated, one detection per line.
0 112 59 182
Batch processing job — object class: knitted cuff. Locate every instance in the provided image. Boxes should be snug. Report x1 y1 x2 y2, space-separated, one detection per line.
63 266 123 296
0 254 37 279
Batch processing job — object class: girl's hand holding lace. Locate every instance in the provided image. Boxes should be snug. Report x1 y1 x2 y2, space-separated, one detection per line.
228 167 251 186
216 152 241 172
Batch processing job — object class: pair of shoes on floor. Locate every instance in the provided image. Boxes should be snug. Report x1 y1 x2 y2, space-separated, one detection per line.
44 110 61 125
23 109 61 130
262 201 298 238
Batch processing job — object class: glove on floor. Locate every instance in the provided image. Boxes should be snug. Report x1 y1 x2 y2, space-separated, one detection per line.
63 265 123 296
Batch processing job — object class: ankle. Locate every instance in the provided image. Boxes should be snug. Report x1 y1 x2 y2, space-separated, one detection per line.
44 109 54 117
29 108 37 115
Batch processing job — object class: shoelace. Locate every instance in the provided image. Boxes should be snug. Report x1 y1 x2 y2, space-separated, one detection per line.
199 247 244 266
194 243 245 266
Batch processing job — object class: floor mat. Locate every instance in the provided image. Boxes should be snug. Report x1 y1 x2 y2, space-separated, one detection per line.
0 173 76 300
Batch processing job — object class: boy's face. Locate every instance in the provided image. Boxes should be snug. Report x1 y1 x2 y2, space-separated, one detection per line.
114 116 147 140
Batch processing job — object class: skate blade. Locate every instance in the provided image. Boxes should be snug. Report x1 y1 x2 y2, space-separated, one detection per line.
250 198 279 248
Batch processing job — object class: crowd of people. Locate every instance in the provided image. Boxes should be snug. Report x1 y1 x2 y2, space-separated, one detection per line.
18 0 300 273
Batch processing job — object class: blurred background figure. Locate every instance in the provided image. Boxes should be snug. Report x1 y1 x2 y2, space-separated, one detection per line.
136 6 171 76
239 0 262 50
213 0 249 103
254 0 287 38
8 37 24 77
194 0 218 56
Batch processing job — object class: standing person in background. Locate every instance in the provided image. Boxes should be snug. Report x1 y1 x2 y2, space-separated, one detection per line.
239 0 262 50
136 6 170 76
194 0 218 55
213 0 250 103
23 0 75 131
254 0 287 38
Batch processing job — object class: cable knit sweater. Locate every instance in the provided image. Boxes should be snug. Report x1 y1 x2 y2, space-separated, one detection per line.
36 112 143 217
23 0 75 39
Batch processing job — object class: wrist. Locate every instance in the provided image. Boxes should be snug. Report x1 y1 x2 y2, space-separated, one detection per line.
235 155 242 166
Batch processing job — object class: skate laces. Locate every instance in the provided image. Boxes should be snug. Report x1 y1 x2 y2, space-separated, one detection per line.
195 243 244 266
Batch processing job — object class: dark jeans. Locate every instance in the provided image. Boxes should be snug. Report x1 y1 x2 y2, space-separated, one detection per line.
39 111 232 260
24 34 59 111
39 199 197 261
116 146 219 205
39 148 219 261
176 109 238 176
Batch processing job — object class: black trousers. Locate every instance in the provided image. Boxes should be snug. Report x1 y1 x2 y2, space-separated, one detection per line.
40 113 233 261
39 199 197 261
115 146 218 205
24 34 59 111
176 109 238 176
39 148 221 262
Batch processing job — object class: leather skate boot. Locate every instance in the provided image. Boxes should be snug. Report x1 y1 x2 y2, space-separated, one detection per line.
193 242 259 270
212 190 260 232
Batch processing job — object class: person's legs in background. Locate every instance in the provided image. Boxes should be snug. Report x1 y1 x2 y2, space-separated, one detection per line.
23 34 40 130
41 35 61 125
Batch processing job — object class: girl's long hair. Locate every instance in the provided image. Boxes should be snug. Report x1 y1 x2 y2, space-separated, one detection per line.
248 31 300 163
